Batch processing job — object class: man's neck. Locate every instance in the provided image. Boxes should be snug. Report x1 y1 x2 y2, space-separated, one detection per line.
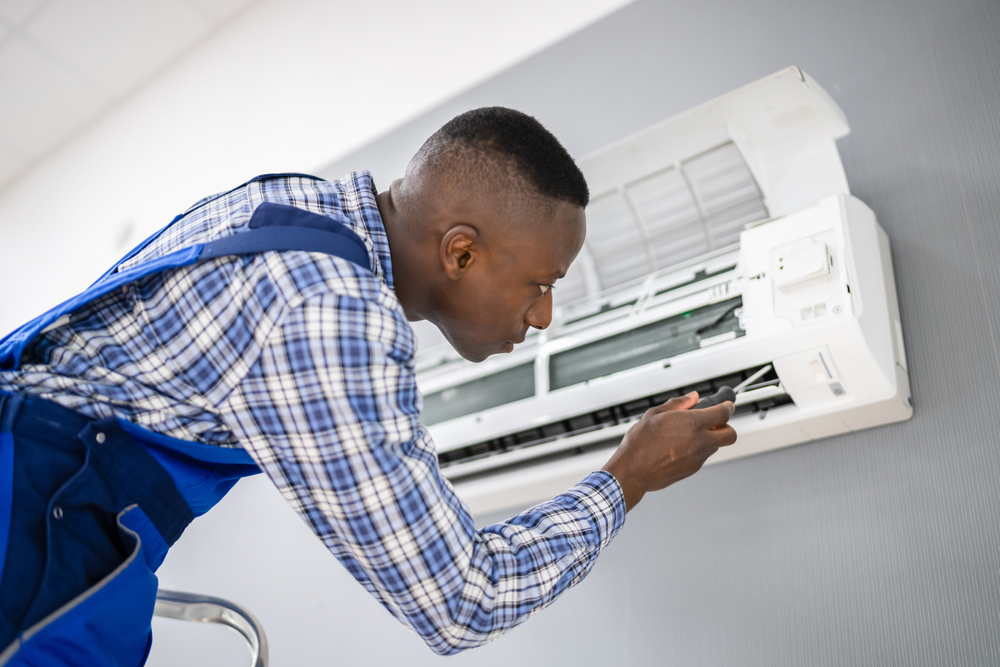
377 184 432 323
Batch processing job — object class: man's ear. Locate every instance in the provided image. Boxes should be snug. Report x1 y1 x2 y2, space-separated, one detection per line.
440 224 480 280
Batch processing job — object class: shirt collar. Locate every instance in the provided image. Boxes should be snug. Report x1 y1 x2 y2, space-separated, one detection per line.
333 170 395 292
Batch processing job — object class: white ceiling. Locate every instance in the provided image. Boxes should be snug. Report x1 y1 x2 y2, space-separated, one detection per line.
0 0 257 189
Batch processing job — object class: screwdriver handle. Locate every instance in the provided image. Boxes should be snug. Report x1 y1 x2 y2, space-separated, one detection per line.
692 386 736 409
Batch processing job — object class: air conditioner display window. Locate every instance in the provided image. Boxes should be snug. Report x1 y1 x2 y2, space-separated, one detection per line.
421 362 536 425
549 296 745 390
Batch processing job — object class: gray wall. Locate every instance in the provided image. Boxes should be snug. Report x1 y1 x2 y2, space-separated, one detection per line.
313 1 1000 665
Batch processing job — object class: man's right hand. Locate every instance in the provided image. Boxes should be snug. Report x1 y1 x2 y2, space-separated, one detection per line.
601 392 737 512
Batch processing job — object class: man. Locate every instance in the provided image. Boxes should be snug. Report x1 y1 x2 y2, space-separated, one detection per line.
0 107 736 664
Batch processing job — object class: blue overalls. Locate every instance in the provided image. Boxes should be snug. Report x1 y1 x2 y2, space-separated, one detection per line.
0 175 372 666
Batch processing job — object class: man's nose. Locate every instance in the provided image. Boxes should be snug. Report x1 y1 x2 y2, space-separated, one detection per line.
525 291 553 330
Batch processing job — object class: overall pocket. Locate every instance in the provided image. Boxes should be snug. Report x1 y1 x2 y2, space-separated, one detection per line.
2 504 161 667
0 407 192 666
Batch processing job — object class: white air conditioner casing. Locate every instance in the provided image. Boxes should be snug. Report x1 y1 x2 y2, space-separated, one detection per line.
415 68 912 517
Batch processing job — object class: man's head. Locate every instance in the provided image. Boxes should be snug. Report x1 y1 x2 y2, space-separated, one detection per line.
379 107 589 362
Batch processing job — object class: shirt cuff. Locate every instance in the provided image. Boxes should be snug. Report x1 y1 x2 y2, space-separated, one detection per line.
562 470 627 550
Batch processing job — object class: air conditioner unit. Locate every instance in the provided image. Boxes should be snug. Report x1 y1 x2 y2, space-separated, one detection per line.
415 67 912 517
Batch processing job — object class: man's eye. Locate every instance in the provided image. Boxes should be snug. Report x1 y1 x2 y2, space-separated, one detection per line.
539 284 553 295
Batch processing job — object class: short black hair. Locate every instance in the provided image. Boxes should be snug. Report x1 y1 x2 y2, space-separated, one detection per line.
415 107 589 208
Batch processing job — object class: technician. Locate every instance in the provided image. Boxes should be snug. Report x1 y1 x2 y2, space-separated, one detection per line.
0 107 736 664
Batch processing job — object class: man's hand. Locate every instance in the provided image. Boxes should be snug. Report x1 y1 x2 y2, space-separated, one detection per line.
601 392 737 511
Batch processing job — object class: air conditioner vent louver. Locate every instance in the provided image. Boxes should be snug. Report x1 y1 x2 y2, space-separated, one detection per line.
439 364 789 479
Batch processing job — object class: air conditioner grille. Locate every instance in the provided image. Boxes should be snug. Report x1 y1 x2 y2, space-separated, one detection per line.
566 141 768 303
439 364 789 476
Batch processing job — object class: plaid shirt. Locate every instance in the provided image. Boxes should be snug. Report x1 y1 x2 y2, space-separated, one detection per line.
0 172 625 654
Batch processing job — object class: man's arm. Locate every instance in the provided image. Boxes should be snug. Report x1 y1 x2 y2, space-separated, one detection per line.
222 272 736 654
221 286 628 655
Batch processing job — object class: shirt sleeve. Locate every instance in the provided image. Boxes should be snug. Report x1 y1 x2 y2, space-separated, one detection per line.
221 285 627 655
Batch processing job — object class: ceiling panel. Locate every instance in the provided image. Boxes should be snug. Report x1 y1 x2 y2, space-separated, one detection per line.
0 0 258 191
25 0 212 96
0 35 107 156
0 0 46 25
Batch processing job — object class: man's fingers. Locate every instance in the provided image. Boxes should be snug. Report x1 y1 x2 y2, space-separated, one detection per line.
653 392 698 412
693 400 735 426
710 425 738 447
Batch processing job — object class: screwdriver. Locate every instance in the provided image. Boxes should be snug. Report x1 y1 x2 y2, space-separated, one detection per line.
691 364 774 409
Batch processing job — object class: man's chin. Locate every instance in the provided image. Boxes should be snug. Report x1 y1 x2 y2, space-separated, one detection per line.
458 349 493 363
439 326 511 362
454 342 511 363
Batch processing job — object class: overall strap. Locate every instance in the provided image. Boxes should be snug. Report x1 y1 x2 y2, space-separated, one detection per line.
199 202 371 268
0 199 372 372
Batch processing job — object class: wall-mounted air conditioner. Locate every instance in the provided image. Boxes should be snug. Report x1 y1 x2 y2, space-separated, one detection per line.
415 67 912 516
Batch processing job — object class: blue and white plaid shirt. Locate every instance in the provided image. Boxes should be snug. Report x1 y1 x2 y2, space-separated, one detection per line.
0 172 625 654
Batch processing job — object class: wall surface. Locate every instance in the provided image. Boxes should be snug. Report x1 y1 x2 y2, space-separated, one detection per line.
150 0 1000 664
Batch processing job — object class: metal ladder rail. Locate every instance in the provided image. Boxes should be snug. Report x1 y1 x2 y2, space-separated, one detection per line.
153 589 268 667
